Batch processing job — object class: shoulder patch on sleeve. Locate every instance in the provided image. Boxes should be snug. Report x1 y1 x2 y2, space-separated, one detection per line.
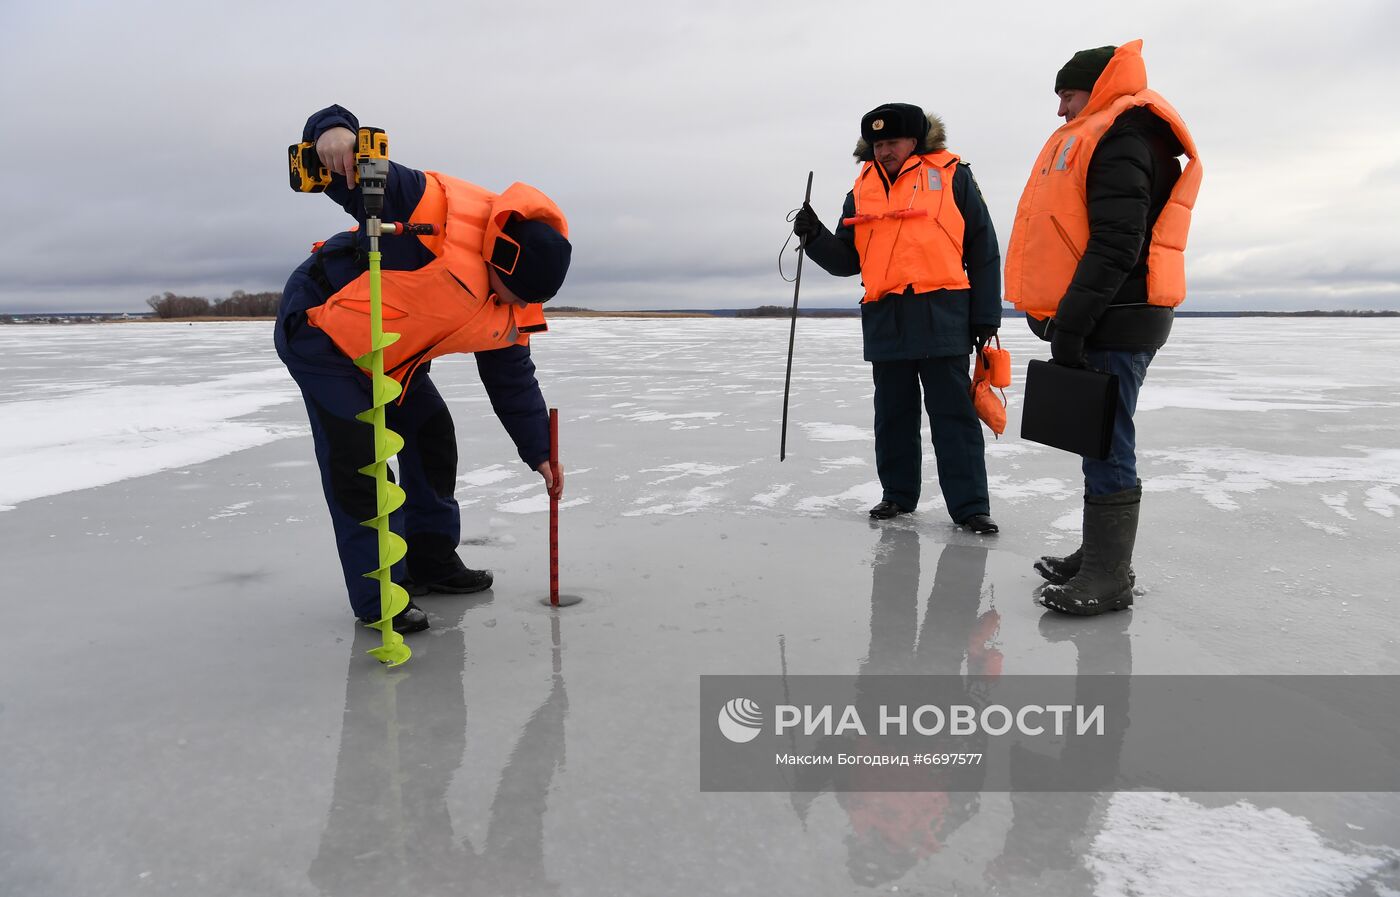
957 162 986 202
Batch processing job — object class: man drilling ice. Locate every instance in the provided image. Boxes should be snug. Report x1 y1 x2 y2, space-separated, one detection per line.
276 105 571 634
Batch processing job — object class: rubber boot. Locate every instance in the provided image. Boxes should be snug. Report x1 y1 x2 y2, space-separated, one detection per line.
1034 546 1082 585
1035 545 1135 587
1040 485 1140 616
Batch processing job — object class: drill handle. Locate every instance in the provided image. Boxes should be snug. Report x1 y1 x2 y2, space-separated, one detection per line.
382 222 438 236
288 142 332 193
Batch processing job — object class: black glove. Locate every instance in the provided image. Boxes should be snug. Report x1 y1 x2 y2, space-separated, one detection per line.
971 324 998 355
1050 329 1087 367
792 202 827 245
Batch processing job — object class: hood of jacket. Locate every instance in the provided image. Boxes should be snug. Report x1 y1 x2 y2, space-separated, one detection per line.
1082 39 1149 117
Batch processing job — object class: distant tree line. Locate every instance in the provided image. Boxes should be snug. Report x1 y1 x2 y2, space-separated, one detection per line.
146 290 281 319
734 305 860 318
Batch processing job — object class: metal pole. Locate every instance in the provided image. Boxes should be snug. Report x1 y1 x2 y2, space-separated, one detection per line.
780 171 814 462
541 407 580 608
549 407 559 606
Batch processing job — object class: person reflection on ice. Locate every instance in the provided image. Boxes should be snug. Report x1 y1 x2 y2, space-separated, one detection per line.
309 596 569 896
789 526 1000 887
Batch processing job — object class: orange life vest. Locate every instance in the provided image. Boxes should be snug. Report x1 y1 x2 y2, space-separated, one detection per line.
851 151 969 303
306 172 566 386
1004 39 1201 320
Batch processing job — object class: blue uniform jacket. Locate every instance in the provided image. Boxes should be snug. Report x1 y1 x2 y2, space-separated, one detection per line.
282 105 550 469
804 162 1002 363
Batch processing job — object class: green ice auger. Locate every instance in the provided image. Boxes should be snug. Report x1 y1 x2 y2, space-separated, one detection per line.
353 127 411 667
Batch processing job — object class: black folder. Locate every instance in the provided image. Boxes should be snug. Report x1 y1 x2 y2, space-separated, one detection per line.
1020 359 1119 460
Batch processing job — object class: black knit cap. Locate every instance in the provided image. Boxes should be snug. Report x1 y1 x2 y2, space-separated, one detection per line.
492 217 572 303
860 103 929 147
1054 45 1115 94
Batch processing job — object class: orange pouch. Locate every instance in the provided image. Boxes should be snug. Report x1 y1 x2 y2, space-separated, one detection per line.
971 378 1007 437
977 336 1012 389
971 341 1008 437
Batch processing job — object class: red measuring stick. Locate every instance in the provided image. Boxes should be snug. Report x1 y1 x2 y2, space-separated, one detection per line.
549 408 560 606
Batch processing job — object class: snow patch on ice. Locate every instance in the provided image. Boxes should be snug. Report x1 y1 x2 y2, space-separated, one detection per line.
1089 792 1389 897
457 464 517 487
750 484 793 507
496 495 590 514
989 476 1074 501
800 422 872 443
794 481 881 513
618 410 722 423
1051 509 1082 532
0 369 301 510
1146 446 1400 486
815 456 867 473
641 463 740 485
1301 518 1346 537
623 484 727 516
1321 492 1355 520
1147 475 1249 512
1364 485 1400 518
1137 386 1356 414
1142 447 1400 512
210 501 253 520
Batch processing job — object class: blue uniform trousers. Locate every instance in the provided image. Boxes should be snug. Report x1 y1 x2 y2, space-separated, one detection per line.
871 355 990 522
275 293 466 619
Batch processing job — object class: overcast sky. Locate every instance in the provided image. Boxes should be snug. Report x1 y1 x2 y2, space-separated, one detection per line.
2 0 1396 313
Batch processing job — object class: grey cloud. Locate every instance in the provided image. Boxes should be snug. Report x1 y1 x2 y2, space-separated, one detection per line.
3 0 1397 313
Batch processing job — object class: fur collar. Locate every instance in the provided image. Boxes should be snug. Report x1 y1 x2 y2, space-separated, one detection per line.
853 113 947 161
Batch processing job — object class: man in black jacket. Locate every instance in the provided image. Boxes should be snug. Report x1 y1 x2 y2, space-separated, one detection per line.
794 105 1002 534
1019 45 1193 615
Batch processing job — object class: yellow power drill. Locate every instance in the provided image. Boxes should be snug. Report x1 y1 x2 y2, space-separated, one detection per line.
288 127 434 239
287 126 387 197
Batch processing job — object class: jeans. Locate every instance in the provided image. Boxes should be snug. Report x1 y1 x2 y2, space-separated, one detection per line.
1081 349 1154 497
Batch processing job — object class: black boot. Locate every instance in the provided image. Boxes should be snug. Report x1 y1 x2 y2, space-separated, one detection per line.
868 500 912 520
1040 485 1141 616
359 600 429 634
1034 546 1082 585
403 568 494 596
1035 545 1136 587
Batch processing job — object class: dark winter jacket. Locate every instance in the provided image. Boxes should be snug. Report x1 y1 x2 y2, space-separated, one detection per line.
279 105 549 468
1030 106 1184 351
803 115 1002 362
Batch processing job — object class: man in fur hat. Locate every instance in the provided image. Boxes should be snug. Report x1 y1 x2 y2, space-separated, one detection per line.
794 103 1002 533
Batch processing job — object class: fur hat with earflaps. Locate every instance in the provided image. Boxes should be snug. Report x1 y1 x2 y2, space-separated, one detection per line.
854 104 947 161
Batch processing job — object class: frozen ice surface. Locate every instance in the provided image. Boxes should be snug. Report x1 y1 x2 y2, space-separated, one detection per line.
1 318 1398 895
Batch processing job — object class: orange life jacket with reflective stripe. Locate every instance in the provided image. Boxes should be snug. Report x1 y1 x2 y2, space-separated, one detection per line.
851 150 969 303
306 173 566 386
1004 39 1201 320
